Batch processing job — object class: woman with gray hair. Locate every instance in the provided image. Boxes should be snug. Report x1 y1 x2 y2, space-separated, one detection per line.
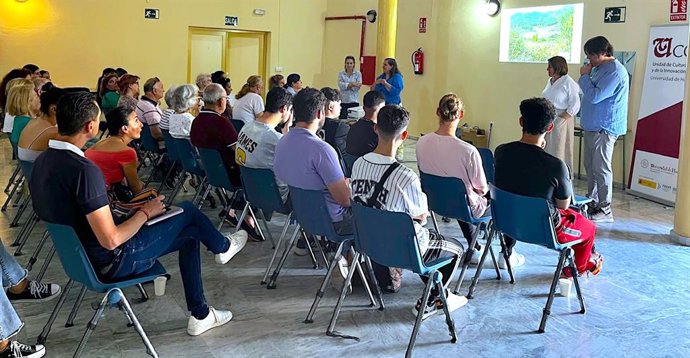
159 84 178 131
195 73 212 92
169 84 200 139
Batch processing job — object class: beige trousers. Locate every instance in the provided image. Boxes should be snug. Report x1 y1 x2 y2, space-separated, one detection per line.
544 114 574 176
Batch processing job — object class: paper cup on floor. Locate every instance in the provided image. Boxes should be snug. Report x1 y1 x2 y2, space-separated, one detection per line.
558 278 572 297
154 276 167 296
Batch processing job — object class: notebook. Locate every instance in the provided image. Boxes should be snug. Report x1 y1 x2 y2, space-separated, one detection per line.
145 206 184 226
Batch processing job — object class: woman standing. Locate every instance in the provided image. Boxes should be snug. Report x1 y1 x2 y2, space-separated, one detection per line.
542 56 581 173
374 58 404 105
337 55 362 119
232 75 264 124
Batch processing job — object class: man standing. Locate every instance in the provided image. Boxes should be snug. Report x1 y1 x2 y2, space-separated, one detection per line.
136 77 165 148
578 36 629 222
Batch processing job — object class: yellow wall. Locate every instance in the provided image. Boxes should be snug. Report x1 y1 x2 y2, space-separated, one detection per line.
0 0 327 92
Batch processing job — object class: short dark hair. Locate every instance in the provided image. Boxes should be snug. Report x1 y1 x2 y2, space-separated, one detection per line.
102 67 116 76
115 67 128 77
363 90 385 109
292 87 326 123
40 87 67 116
56 92 100 136
143 77 160 93
547 56 568 76
584 36 614 56
105 106 135 135
320 87 340 106
211 70 226 83
22 64 39 73
265 87 293 113
519 98 556 135
39 70 49 76
285 73 301 88
376 105 409 139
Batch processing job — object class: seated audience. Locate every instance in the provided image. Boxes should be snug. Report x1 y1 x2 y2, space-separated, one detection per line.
18 87 66 162
416 93 490 261
117 74 140 110
320 87 349 155
39 70 51 80
236 86 293 199
232 75 264 124
32 78 50 94
96 68 116 105
268 74 285 91
22 64 40 79
196 73 212 93
85 106 145 199
115 67 128 78
159 84 177 132
99 73 120 114
345 90 385 157
30 92 248 337
350 104 466 318
169 84 200 139
494 97 603 277
211 71 234 118
6 79 38 149
284 73 302 96
0 241 61 358
136 77 165 148
1 69 32 135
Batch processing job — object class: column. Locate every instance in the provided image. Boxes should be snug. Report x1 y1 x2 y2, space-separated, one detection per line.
670 24 690 246
376 0 398 62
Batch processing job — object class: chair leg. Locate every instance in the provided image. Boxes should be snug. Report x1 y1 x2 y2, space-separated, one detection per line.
453 221 482 293
65 285 88 327
303 231 319 269
117 290 159 358
258 210 276 247
13 212 38 255
73 289 113 357
466 227 496 299
11 211 35 247
308 232 329 269
9 192 31 228
488 245 501 280
261 213 293 284
436 274 458 344
2 172 23 213
567 248 587 314
326 252 361 339
234 200 251 234
26 230 49 272
354 259 376 307
364 256 385 311
430 211 441 234
498 233 515 284
37 279 74 345
538 250 569 333
156 162 177 193
406 271 436 358
35 245 56 283
304 241 346 324
266 225 301 289
4 165 21 193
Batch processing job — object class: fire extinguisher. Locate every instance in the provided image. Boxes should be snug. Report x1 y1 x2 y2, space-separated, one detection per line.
412 48 424 75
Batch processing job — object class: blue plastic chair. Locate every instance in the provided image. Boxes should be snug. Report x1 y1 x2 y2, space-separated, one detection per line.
40 224 165 357
158 130 185 198
12 160 40 256
169 137 207 206
231 119 245 133
326 203 457 357
472 185 586 333
342 152 359 177
419 172 501 293
140 124 167 187
477 147 495 184
279 186 374 324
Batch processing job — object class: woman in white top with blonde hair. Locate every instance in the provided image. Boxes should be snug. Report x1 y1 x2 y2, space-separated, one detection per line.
542 55 581 173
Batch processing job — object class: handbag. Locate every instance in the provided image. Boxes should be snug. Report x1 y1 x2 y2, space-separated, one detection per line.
109 187 158 223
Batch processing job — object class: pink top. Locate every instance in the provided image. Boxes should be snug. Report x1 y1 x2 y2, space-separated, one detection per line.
416 132 488 217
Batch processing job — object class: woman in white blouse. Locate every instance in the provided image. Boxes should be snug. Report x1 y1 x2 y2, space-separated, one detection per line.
169 84 200 140
542 56 581 173
337 55 362 119
232 75 264 124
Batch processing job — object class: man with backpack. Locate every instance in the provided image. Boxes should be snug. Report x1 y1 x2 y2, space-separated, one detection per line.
350 104 467 319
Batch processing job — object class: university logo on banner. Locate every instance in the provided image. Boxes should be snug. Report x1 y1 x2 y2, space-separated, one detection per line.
671 0 688 21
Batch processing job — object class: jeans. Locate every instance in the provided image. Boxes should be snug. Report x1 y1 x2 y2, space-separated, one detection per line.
0 241 27 340
105 201 230 319
584 130 617 207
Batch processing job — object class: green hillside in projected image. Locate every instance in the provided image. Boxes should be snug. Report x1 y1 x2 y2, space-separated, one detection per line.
499 4 583 63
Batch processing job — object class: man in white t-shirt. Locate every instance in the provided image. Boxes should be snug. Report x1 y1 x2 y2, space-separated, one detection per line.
350 104 467 319
236 86 293 199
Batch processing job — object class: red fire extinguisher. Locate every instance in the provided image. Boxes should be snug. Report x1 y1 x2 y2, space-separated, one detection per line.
412 48 424 75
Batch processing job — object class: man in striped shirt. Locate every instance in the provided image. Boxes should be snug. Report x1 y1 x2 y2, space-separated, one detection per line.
350 105 467 319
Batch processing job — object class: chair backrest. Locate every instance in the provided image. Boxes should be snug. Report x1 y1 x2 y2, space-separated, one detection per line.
288 186 348 242
18 159 34 181
45 223 104 291
196 147 234 190
342 152 359 177
419 171 474 222
351 203 424 273
240 166 286 214
478 147 495 184
231 119 245 133
140 123 159 153
161 130 180 162
489 184 558 250
170 137 205 176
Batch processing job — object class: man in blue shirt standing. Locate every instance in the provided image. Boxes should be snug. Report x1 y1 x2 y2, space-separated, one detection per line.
578 36 629 223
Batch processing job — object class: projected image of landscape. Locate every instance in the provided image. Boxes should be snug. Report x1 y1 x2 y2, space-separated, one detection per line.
499 4 584 63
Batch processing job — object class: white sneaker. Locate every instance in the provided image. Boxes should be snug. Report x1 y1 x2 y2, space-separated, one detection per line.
293 247 309 256
444 292 469 313
330 257 352 294
498 251 525 270
186 307 233 336
215 231 248 264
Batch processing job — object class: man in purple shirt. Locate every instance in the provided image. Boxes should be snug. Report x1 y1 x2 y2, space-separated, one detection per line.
274 88 352 234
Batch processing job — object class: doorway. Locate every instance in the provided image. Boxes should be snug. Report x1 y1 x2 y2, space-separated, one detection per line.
187 27 268 95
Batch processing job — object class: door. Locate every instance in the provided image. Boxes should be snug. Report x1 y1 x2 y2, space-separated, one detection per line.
227 32 266 95
187 29 227 83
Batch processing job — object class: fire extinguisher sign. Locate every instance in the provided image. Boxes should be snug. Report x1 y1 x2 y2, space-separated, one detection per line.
671 0 687 21
419 17 427 33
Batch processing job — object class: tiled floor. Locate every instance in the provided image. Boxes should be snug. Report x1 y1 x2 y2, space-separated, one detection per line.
2 138 689 358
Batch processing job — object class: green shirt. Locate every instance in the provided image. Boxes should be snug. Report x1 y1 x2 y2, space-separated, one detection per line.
101 91 120 114
10 115 31 147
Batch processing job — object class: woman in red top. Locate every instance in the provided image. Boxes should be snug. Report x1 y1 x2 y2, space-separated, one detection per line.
85 106 144 200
